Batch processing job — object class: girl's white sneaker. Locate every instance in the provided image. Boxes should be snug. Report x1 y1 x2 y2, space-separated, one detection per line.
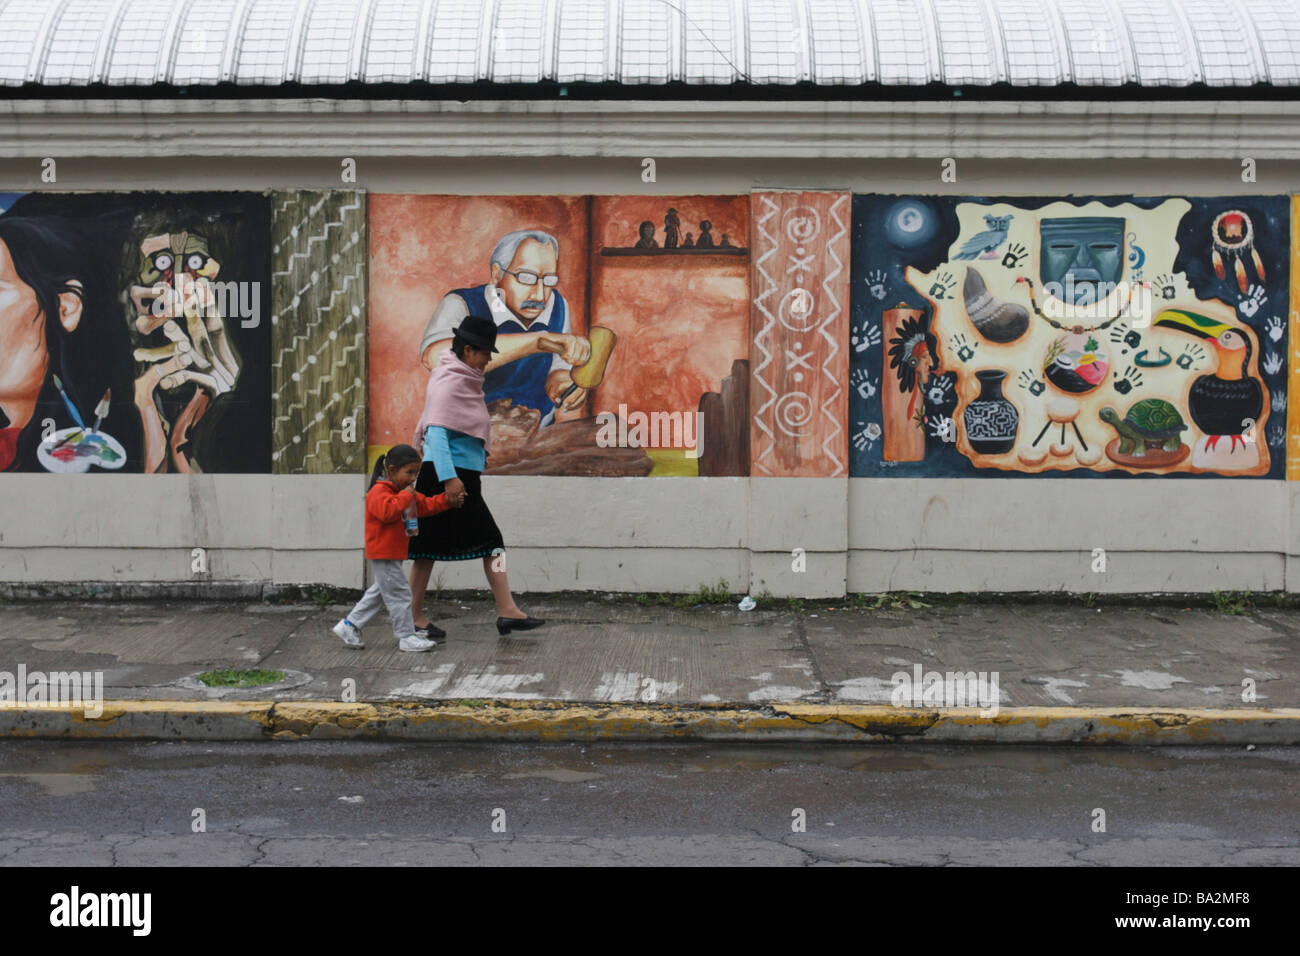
333 620 364 648
399 634 436 652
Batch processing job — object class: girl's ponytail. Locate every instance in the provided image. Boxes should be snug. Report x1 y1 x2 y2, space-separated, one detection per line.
368 452 388 489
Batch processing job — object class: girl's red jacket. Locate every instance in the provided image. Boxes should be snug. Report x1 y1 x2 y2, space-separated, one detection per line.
365 480 451 559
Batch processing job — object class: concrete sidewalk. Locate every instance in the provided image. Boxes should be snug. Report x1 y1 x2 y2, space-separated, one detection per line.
1 594 1298 743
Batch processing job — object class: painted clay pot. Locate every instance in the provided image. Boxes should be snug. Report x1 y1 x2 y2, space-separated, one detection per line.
962 369 1020 455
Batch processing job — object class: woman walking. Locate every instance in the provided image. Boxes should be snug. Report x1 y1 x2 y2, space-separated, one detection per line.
407 314 544 638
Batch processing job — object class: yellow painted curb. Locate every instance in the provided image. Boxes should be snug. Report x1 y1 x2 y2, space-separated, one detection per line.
2 700 1300 743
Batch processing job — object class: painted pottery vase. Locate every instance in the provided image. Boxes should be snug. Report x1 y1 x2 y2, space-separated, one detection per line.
962 369 1019 455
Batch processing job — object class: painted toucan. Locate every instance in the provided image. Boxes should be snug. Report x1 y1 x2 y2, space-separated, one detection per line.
1152 309 1263 450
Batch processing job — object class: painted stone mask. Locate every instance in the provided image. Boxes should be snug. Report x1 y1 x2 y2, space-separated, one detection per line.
1039 217 1124 305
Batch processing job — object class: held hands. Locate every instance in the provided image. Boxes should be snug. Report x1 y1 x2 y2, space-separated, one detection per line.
444 477 468 508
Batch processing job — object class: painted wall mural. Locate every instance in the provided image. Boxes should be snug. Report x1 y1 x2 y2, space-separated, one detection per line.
850 195 1290 479
751 191 850 477
271 190 367 474
0 192 272 474
6 189 1296 484
367 194 752 477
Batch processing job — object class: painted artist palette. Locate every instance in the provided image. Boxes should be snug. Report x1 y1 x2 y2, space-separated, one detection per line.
37 427 127 473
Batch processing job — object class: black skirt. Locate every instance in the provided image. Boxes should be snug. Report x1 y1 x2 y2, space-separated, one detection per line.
408 464 504 561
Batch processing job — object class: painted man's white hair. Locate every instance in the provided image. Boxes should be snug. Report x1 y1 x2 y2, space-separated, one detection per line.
490 230 560 271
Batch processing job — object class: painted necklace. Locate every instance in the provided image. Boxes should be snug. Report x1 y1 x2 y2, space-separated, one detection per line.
1016 277 1141 334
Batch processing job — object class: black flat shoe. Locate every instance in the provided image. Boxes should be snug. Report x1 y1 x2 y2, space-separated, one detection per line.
416 622 446 642
497 616 545 635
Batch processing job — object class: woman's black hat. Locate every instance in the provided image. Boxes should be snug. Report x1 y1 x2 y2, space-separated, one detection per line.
453 314 500 353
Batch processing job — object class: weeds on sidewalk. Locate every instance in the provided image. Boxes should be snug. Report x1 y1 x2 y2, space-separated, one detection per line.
197 669 285 687
1212 590 1254 615
644 579 734 609
855 591 931 610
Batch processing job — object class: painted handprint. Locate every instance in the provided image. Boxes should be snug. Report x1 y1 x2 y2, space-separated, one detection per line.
1263 351 1283 376
865 269 888 300
1266 314 1284 342
850 320 882 354
928 271 957 301
851 368 878 400
927 415 957 443
852 421 883 453
1238 285 1267 318
949 332 977 364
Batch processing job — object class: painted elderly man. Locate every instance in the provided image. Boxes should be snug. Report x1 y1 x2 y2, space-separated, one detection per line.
420 230 591 426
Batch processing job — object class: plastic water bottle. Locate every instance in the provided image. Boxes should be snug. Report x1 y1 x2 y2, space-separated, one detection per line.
403 496 419 536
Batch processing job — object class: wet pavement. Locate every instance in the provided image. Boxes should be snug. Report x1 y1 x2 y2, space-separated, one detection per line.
0 740 1296 865
0 596 1296 708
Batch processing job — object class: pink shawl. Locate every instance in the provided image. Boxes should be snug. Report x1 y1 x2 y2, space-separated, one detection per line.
413 349 492 451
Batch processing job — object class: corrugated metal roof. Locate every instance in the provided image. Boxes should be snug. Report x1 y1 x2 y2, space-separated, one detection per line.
0 0 1296 88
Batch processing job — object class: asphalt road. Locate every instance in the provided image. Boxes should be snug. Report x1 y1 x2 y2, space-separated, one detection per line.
0 742 1297 866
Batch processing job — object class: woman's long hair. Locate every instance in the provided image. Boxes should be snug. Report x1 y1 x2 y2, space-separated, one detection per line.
369 443 421 488
0 212 139 471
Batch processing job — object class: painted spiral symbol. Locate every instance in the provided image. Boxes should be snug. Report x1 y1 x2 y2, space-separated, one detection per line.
776 392 814 437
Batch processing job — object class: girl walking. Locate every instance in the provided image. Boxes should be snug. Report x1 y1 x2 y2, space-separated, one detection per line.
408 315 544 637
333 443 457 652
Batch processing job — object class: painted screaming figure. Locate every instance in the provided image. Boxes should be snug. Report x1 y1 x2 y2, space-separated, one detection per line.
128 230 241 473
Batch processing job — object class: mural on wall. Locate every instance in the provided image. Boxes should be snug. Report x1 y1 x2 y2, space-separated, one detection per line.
850 195 1289 479
0 192 272 474
368 194 751 476
751 191 850 477
271 190 367 474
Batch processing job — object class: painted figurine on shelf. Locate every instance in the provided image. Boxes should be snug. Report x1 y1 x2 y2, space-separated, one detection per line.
682 233 694 248
697 220 715 248
719 233 733 248
635 221 658 249
664 208 680 249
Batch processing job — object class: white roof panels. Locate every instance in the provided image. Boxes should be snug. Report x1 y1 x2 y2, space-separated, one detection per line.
0 0 1296 88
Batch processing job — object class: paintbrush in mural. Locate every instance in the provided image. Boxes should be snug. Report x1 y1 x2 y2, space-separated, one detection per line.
91 389 111 433
51 375 86 431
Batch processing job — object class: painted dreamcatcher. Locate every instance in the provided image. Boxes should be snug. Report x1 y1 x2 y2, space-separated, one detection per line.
1212 210 1265 294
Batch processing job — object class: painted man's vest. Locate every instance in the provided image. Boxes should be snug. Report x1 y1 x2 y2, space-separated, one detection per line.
453 284 568 420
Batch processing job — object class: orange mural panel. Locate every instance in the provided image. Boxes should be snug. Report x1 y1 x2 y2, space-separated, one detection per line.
366 194 589 446
589 196 750 422
750 191 851 477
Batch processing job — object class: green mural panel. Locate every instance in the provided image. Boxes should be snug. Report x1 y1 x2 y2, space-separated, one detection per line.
271 190 367 474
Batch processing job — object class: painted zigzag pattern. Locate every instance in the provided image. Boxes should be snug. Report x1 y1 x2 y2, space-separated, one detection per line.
271 190 367 474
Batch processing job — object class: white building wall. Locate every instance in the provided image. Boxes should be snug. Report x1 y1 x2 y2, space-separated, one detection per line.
1 120 1297 596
